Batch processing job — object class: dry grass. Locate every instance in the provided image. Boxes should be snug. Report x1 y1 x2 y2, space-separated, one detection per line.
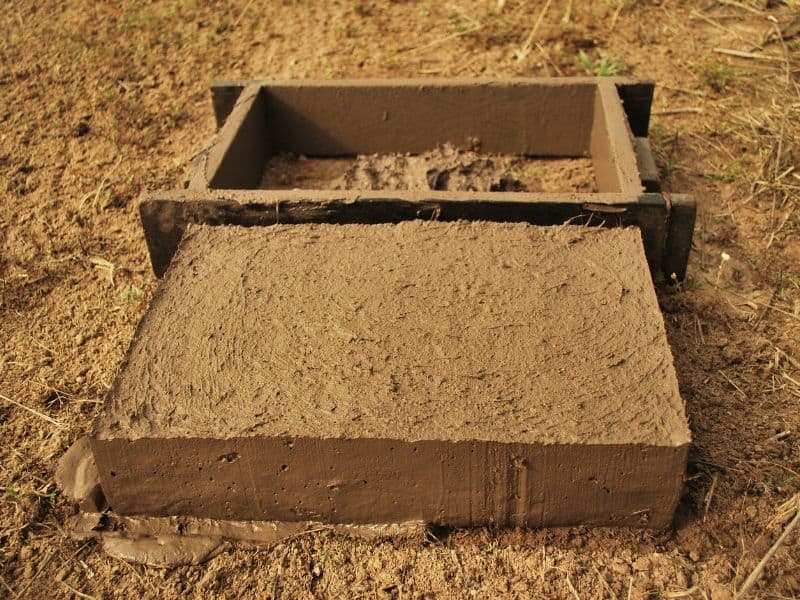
1 0 799 598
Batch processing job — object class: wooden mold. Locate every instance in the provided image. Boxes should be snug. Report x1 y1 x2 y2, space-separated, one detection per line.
140 77 695 279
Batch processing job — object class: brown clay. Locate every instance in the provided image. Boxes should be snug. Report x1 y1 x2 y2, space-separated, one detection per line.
92 222 689 528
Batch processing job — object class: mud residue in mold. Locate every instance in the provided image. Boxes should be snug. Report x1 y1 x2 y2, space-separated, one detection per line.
259 143 597 192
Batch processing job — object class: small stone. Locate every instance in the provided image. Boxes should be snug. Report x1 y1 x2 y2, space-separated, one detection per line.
74 121 90 137
722 345 743 363
689 551 700 562
75 334 86 346
55 566 71 581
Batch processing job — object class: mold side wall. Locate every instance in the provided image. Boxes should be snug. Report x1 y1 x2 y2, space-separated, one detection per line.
138 193 670 278
207 86 270 189
590 86 621 193
590 83 644 194
260 82 596 156
92 437 688 528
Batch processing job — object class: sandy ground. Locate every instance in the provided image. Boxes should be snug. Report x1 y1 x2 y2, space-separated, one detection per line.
1 1 799 598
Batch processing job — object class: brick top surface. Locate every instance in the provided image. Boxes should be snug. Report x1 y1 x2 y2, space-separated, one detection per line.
95 221 689 446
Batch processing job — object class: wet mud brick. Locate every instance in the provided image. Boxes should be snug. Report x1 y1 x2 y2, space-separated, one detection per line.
92 222 690 528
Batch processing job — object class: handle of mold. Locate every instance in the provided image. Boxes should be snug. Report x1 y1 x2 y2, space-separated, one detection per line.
663 194 696 282
634 138 660 193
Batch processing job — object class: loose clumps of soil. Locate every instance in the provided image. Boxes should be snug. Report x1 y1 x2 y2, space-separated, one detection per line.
260 144 597 192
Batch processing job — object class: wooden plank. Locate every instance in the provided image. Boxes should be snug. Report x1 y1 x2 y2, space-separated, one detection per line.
205 84 269 189
208 78 659 156
209 78 655 147
139 191 668 278
257 79 595 156
663 193 696 281
634 137 661 192
616 80 655 137
591 81 643 194
210 81 245 129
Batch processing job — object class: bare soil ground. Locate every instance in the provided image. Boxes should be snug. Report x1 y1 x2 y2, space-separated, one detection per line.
1 1 799 598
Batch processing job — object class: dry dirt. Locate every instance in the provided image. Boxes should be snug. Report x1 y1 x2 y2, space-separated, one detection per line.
1 1 799 599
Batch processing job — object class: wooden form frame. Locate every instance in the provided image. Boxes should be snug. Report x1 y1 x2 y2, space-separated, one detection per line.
140 78 695 279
